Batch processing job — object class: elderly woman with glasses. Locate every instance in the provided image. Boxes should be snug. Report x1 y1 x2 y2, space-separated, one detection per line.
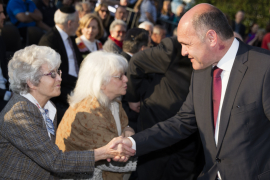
103 19 127 54
56 51 136 180
0 45 134 180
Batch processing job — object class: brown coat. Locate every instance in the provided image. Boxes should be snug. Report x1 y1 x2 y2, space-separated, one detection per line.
56 96 129 180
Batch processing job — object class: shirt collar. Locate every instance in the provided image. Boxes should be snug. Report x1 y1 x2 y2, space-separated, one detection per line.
126 52 133 57
81 35 96 46
20 93 56 121
55 25 69 41
216 38 239 72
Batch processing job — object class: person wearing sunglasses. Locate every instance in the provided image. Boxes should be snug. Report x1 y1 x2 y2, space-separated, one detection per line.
56 51 136 180
0 45 135 179
103 19 127 54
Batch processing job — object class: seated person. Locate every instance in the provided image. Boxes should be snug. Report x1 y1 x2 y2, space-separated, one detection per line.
151 25 166 46
35 0 57 28
103 19 127 54
75 1 92 19
6 0 51 42
115 5 127 21
56 51 135 180
0 45 135 180
138 21 154 36
76 13 103 58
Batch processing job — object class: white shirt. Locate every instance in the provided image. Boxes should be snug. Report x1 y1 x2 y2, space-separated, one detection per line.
81 35 98 52
21 93 56 139
109 101 122 136
128 38 240 177
55 25 78 77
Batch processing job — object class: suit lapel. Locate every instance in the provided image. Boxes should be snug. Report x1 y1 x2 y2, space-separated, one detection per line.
53 27 69 67
216 42 248 152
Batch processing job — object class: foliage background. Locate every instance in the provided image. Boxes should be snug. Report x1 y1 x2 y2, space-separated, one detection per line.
194 0 270 31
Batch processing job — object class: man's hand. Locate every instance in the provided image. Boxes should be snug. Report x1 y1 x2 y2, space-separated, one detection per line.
121 126 135 137
110 137 134 162
94 137 135 162
129 102 140 113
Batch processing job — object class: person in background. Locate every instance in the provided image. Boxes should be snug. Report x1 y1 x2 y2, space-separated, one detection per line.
103 19 127 54
245 23 259 44
249 28 265 47
0 0 12 111
76 14 103 58
138 0 156 24
75 1 92 19
35 0 57 28
232 10 246 39
56 51 135 180
0 45 135 180
138 21 153 37
6 0 51 43
173 4 185 23
120 0 128 7
151 25 166 46
39 6 82 124
115 5 127 21
94 3 113 44
261 24 270 50
159 0 174 21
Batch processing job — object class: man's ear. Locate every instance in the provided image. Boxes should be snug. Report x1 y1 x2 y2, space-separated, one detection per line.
27 80 37 91
206 30 217 47
67 20 72 28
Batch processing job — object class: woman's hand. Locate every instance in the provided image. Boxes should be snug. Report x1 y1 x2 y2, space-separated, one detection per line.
121 126 135 137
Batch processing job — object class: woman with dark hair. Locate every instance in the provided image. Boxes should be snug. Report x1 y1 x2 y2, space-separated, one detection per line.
245 23 259 44
76 13 104 58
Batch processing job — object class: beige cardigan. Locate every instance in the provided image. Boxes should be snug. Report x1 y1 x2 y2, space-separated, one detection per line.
56 96 129 180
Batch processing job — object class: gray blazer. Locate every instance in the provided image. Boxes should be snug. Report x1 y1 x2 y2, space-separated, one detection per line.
132 40 270 180
0 94 95 180
103 38 122 54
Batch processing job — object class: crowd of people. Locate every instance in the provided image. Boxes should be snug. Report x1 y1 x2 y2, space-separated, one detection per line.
1 0 270 180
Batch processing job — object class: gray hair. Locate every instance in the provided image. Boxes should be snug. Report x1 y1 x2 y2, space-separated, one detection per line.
8 45 61 94
153 25 165 34
138 21 154 29
109 19 127 32
68 51 128 107
192 6 234 41
54 9 78 25
75 1 91 12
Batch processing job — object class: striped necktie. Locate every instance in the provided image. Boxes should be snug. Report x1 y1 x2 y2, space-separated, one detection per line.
44 109 55 136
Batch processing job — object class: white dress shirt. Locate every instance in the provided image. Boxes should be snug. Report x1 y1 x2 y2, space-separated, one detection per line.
109 101 122 136
128 38 240 178
55 25 78 77
21 93 56 139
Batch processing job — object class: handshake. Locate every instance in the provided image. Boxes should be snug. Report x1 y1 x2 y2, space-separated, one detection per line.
94 136 136 162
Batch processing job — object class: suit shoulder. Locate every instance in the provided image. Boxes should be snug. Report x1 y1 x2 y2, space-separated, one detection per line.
39 29 59 45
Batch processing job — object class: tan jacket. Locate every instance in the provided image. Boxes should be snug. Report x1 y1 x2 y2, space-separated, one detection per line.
56 96 128 180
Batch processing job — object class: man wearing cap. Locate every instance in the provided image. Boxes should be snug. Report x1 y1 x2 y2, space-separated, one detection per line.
39 6 82 124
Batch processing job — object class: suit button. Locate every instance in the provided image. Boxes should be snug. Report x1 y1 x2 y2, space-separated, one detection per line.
237 105 240 108
216 158 221 163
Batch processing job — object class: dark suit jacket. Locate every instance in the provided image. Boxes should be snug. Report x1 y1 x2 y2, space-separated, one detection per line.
39 27 83 105
126 37 202 179
132 40 270 180
0 94 95 179
232 20 246 39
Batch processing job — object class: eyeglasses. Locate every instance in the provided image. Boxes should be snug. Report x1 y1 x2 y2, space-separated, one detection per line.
111 74 125 80
100 9 108 13
43 70 62 79
116 30 126 34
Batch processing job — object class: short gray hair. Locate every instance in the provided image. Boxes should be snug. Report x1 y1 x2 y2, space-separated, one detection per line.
109 19 127 32
153 25 165 34
54 9 78 25
68 51 128 107
75 1 91 12
8 45 61 94
138 21 154 30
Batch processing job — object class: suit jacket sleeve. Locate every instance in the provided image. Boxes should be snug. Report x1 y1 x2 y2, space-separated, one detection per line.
132 72 198 156
1 100 95 176
126 37 176 102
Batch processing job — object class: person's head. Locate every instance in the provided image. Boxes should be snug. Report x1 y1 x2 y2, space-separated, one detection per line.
54 7 79 36
8 45 62 101
68 51 128 107
235 10 245 24
115 6 127 21
76 13 104 41
151 25 166 44
161 0 171 14
250 23 259 34
257 28 265 41
95 3 109 20
0 0 6 29
75 2 92 19
120 0 129 7
176 4 185 17
138 21 153 36
177 3 234 70
123 28 150 54
110 19 127 41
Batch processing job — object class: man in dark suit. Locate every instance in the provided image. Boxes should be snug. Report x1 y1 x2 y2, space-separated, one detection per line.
112 3 270 180
121 28 149 133
39 6 82 124
125 36 202 180
231 10 246 39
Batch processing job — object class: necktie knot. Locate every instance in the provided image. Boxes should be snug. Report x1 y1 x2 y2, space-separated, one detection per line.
213 66 223 78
